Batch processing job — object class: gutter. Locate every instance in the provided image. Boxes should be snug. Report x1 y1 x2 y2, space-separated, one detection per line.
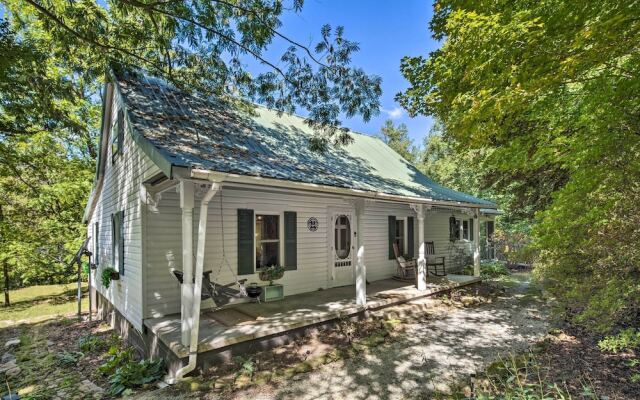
168 180 221 383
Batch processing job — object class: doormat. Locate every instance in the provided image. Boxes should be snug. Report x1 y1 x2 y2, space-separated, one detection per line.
206 308 256 327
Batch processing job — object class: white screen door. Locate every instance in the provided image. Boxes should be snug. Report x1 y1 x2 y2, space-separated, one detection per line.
331 211 355 287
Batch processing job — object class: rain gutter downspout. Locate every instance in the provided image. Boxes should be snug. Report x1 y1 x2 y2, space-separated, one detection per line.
169 180 220 383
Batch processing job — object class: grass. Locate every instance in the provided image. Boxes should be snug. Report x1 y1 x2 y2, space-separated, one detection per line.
0 283 88 325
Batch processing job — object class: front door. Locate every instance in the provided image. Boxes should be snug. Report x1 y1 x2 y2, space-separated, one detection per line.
331 211 355 287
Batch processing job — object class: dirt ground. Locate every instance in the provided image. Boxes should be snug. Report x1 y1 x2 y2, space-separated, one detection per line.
134 272 551 400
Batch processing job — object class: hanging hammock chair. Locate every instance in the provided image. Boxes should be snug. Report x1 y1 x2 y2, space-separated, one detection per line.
172 187 248 308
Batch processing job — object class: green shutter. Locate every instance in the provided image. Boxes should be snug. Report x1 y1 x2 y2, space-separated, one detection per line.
284 211 297 271
237 209 254 275
93 221 100 266
469 218 474 242
111 214 116 267
407 217 414 258
119 210 125 275
388 216 396 259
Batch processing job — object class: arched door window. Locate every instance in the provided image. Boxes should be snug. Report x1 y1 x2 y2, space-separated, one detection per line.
334 215 351 260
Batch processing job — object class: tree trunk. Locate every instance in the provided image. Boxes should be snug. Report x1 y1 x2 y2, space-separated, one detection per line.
3 260 9 307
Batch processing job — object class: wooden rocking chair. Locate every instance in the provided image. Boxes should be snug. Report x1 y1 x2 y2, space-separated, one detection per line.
425 241 446 276
393 242 416 282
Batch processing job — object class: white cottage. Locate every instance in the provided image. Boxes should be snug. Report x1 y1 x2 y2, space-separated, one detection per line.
83 70 498 377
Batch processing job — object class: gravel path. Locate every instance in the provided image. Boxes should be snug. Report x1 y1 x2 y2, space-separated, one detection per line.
228 273 549 400
138 273 549 400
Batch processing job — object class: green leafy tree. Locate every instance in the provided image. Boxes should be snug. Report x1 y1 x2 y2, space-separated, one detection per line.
3 0 382 148
378 120 417 163
398 0 640 330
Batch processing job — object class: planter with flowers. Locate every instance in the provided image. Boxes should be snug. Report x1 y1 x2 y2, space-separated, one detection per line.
258 265 285 302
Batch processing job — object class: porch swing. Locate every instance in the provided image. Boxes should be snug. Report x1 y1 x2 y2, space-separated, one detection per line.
172 187 248 308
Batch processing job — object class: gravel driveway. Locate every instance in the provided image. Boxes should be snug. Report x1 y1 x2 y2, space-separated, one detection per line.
229 273 548 400
140 273 549 400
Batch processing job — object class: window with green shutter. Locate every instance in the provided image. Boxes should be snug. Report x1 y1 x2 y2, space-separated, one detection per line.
407 216 414 258
237 209 254 275
284 211 297 270
388 216 396 259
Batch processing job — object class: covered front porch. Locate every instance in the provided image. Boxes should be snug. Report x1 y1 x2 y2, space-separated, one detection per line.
145 275 480 359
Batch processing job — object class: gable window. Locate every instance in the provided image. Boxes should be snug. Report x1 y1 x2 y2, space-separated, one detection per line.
395 219 405 254
111 108 124 163
255 214 279 269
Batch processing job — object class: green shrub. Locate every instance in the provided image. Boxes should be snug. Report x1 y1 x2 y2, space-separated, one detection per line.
598 329 640 353
101 267 118 288
78 334 106 352
98 345 134 375
464 261 510 279
56 351 83 367
108 359 165 396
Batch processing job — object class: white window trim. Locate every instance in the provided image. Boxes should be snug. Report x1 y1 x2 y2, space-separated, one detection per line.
253 211 284 272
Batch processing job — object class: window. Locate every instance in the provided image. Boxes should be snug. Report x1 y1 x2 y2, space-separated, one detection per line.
395 219 405 254
463 220 469 240
111 109 124 163
111 211 124 274
93 222 99 266
334 215 351 260
255 214 279 269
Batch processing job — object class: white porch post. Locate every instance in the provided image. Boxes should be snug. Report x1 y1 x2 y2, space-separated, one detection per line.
355 200 366 306
180 181 194 346
416 204 427 291
473 208 481 277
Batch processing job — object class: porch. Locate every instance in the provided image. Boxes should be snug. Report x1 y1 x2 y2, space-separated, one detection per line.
144 275 480 359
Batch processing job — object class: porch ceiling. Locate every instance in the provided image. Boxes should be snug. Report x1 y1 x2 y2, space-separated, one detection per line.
144 275 480 359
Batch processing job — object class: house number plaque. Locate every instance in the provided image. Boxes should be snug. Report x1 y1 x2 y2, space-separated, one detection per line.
307 217 319 232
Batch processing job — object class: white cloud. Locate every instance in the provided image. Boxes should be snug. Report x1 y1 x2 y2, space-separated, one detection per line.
382 106 403 120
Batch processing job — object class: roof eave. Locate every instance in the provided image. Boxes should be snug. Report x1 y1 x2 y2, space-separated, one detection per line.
190 168 496 209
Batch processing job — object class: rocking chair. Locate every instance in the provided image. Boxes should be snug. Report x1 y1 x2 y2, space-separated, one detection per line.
392 242 416 282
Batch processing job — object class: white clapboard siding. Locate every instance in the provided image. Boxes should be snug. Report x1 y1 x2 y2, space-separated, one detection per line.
86 89 161 331
361 202 417 282
424 209 475 273
144 187 352 318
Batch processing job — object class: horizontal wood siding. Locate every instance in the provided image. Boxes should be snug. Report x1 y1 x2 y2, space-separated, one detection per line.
423 209 474 273
86 89 161 331
144 188 351 318
143 187 477 318
361 202 417 282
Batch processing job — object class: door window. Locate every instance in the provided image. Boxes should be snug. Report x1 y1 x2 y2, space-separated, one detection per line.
334 215 351 260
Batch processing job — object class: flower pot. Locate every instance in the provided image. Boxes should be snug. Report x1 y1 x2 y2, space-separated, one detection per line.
110 271 120 280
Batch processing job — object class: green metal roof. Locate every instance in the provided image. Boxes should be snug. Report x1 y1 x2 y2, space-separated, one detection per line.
114 70 496 206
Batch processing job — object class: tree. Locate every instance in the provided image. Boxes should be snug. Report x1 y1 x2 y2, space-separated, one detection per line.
397 0 640 330
379 120 417 163
2 0 382 149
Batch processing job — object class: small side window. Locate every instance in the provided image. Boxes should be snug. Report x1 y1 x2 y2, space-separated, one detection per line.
112 109 124 163
463 220 469 240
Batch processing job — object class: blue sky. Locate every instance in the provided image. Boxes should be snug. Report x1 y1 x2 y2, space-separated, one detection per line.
249 0 440 147
1 1 439 146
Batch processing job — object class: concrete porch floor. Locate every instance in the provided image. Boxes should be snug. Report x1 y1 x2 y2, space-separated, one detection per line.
144 275 480 359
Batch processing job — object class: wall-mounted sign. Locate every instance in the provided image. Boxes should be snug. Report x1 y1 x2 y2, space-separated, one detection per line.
307 217 319 232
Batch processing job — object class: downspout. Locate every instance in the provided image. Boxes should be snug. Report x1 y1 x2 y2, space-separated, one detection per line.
169 181 220 382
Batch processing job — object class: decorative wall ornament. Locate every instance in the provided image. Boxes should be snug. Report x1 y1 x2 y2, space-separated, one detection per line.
307 217 319 232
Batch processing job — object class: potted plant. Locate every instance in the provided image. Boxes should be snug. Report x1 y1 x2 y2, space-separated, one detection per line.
258 265 285 302
258 265 285 286
101 267 120 288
